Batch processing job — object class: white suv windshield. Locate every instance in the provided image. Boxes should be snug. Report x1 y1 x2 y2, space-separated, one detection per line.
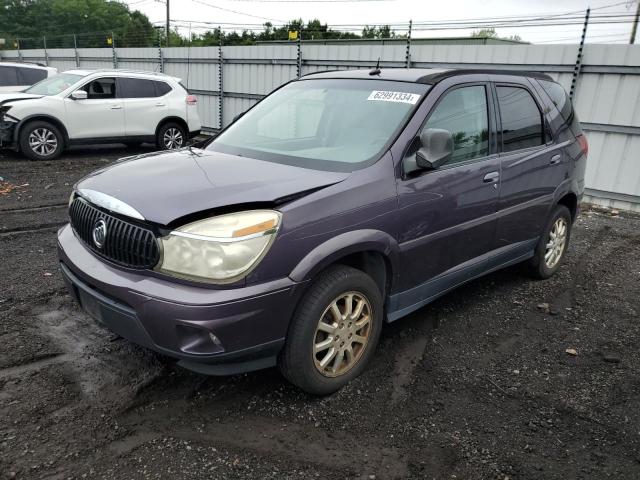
25 73 82 96
208 79 428 171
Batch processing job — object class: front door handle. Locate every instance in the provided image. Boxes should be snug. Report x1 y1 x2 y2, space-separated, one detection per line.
550 154 562 165
110 105 122 110
483 171 500 183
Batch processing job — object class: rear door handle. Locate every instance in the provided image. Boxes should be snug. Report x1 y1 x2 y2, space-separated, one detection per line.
110 105 122 110
483 172 500 183
155 103 166 107
550 154 562 165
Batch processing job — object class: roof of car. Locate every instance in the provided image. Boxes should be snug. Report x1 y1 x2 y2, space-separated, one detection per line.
0 61 56 71
301 68 554 84
64 69 180 81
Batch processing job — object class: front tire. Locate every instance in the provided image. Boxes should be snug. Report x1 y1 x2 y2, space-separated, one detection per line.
528 204 572 279
156 122 187 150
278 265 383 395
19 121 64 161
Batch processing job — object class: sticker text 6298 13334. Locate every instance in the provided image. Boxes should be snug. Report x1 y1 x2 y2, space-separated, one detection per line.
367 91 421 104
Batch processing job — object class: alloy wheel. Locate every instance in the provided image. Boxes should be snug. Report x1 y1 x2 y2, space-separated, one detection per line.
28 128 58 157
545 217 568 268
313 291 372 378
163 128 184 149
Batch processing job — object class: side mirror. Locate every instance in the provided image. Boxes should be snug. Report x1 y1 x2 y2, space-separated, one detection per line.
70 90 88 101
415 128 453 170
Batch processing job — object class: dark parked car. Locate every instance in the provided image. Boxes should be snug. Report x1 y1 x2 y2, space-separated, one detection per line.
58 68 587 395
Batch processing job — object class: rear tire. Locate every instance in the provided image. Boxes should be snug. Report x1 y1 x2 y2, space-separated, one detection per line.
19 120 64 161
156 122 187 150
278 265 383 395
528 204 572 279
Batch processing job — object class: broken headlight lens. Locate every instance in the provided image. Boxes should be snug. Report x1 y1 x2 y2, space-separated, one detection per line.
157 210 281 283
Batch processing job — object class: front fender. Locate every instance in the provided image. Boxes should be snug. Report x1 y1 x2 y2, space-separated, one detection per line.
289 229 400 284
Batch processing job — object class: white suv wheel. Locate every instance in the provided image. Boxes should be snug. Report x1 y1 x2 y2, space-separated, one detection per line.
163 128 184 149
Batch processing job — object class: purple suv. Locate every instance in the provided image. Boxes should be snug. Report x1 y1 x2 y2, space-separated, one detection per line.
58 68 588 394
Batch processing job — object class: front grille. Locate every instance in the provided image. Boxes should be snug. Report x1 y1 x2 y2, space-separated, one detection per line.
69 197 160 269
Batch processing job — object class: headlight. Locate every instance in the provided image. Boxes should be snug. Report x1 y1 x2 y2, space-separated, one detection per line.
156 210 281 283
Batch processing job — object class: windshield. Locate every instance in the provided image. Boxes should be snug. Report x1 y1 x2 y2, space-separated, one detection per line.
25 73 83 96
207 78 429 171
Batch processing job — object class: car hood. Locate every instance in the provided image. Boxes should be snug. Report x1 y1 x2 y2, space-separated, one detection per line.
0 92 43 105
76 148 350 225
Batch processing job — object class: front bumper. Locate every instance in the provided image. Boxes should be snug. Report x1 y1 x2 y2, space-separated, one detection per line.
0 119 17 148
57 223 306 375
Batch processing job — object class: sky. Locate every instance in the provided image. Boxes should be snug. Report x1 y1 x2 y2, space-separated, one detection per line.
123 0 639 44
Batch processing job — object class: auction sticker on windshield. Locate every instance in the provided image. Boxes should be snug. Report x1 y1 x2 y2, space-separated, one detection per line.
367 90 420 104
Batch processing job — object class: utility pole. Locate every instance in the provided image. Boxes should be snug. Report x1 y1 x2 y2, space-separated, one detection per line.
631 0 640 44
166 0 170 47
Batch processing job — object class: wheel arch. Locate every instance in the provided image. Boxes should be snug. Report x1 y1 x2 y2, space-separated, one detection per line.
557 191 578 222
155 116 189 138
289 229 400 299
14 114 70 146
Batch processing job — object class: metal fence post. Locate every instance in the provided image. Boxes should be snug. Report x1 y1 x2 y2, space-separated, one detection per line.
43 36 48 66
157 29 164 73
111 31 118 69
405 19 412 68
296 30 302 78
17 38 23 62
570 8 590 101
218 29 224 130
73 34 79 67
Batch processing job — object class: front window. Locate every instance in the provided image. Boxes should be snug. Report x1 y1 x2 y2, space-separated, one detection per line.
208 79 429 171
25 73 83 96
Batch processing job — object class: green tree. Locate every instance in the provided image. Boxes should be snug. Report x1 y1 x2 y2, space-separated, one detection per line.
0 0 156 48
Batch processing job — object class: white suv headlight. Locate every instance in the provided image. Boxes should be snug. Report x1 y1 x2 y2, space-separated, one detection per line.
157 210 281 283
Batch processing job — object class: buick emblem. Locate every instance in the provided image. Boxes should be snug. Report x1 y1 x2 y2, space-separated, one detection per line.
92 219 107 249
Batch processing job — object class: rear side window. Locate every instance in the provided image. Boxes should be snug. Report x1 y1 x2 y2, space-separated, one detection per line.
538 80 573 121
18 67 47 85
496 86 544 153
0 66 19 86
423 85 489 165
154 81 172 96
82 77 116 99
118 77 157 98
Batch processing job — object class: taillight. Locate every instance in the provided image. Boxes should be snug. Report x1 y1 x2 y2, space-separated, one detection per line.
577 134 588 157
186 95 197 105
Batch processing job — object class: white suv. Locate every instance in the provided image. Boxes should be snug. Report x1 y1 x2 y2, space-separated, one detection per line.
0 62 58 93
0 69 201 160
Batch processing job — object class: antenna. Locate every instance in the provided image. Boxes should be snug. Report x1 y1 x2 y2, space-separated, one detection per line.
369 57 381 76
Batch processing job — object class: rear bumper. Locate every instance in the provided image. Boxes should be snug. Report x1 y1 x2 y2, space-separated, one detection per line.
57 223 306 375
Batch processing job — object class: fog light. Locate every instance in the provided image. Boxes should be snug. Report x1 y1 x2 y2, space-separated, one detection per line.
176 324 225 355
209 332 223 348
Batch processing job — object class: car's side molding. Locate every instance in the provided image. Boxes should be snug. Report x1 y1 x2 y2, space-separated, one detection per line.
387 237 537 322
288 229 400 286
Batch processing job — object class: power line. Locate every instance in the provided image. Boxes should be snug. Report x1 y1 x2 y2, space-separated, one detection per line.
188 0 284 22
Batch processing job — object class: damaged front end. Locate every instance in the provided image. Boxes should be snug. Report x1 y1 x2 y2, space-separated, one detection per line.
0 106 18 149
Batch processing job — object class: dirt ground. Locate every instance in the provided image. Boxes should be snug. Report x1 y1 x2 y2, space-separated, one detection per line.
1 146 640 479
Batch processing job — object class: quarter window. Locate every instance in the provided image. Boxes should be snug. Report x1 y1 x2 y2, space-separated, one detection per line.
0 66 19 86
538 79 573 121
496 86 544 152
18 67 47 85
422 85 489 165
118 77 157 98
154 81 172 96
81 77 116 99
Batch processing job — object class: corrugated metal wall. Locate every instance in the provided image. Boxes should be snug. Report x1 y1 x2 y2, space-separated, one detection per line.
2 43 639 210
